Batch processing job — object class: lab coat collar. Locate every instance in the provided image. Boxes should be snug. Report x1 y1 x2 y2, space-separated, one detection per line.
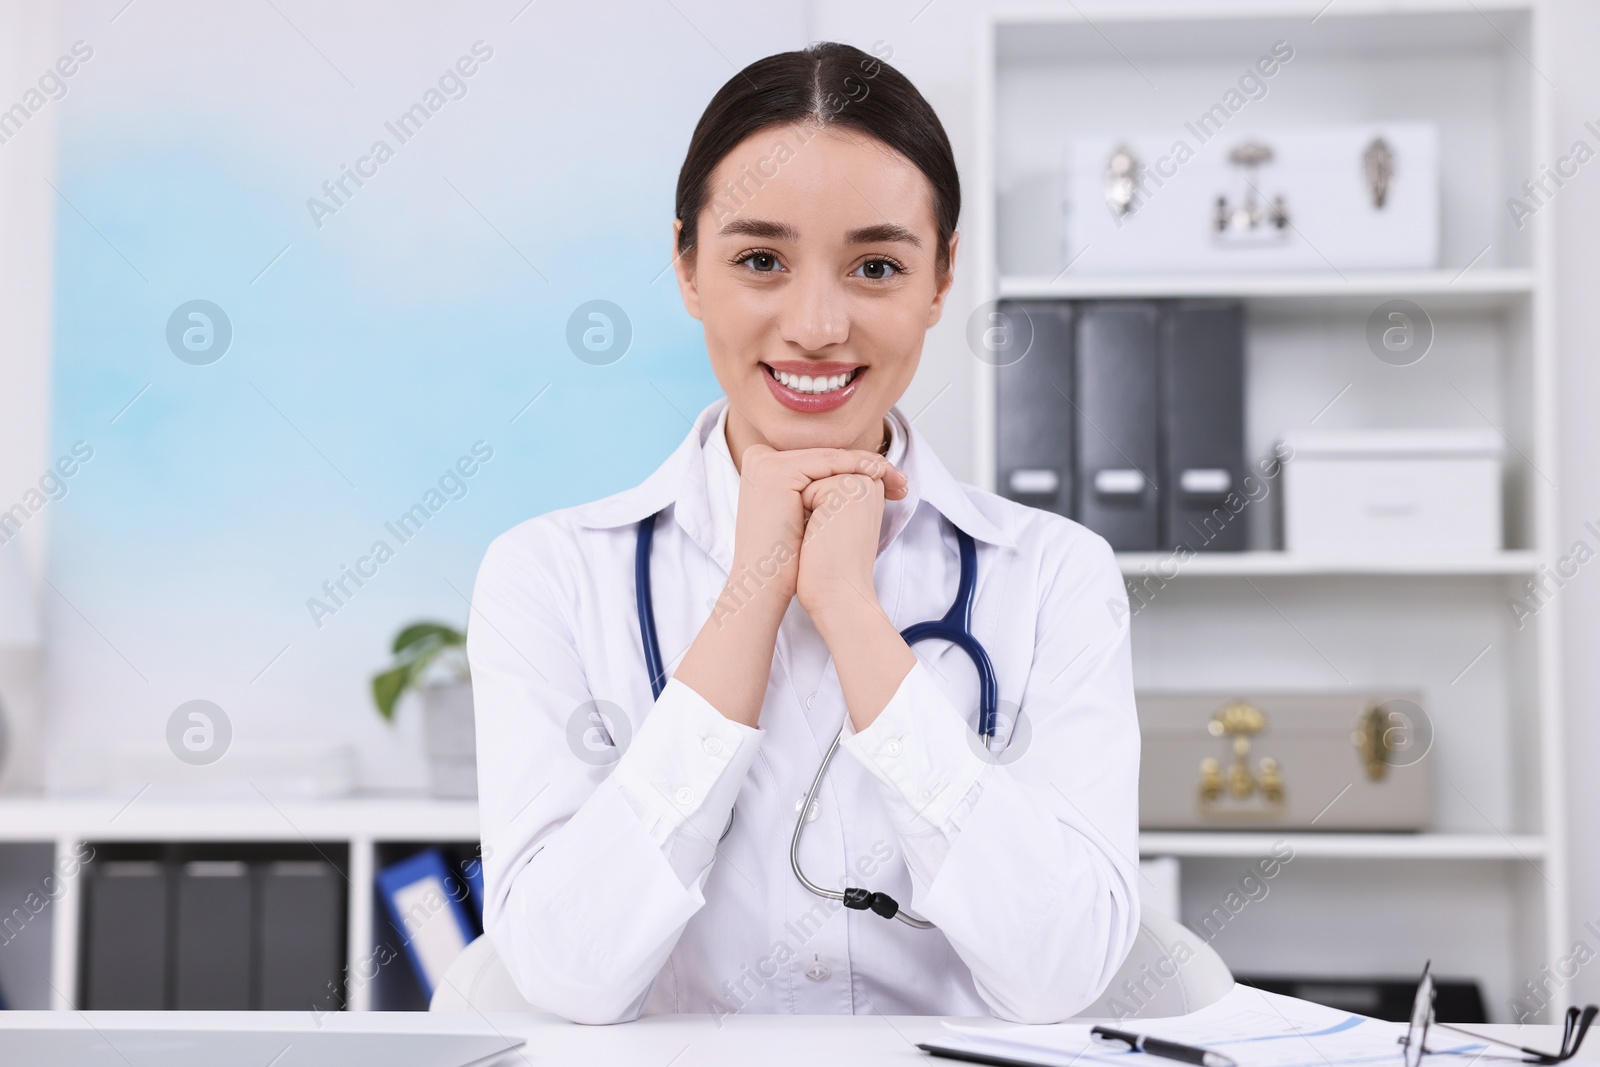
567 397 1014 556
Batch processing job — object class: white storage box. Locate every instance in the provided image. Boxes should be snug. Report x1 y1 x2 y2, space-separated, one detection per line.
1066 123 1438 274
1281 431 1502 557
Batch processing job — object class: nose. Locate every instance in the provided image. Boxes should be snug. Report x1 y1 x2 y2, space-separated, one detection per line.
778 268 849 352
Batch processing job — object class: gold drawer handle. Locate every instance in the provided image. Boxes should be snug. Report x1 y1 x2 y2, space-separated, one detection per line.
1354 701 1423 781
1198 701 1285 815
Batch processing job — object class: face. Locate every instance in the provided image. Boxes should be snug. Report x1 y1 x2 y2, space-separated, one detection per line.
673 123 958 458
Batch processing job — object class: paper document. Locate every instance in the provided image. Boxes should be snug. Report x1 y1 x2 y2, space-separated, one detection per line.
924 982 1487 1067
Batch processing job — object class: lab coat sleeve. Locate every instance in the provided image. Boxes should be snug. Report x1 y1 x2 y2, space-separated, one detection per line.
841 527 1142 1024
609 677 764 885
469 521 762 1024
836 665 989 887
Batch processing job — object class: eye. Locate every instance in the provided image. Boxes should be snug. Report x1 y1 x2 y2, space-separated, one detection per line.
736 250 783 273
854 258 903 281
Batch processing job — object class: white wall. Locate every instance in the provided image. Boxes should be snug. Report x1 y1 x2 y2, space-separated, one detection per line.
1547 0 1600 1012
0 0 61 792
0 0 59 551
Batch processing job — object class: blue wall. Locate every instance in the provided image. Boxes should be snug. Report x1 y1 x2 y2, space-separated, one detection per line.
43 1 804 787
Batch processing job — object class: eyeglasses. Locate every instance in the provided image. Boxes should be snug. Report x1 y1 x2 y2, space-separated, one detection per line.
1401 961 1598 1067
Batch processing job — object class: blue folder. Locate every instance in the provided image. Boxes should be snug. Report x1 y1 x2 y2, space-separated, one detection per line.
374 849 479 1000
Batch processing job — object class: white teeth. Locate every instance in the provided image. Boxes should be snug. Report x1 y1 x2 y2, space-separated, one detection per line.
774 368 855 394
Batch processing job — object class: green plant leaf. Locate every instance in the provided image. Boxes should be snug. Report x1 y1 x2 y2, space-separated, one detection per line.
396 633 444 668
371 665 409 722
374 620 468 720
392 621 464 656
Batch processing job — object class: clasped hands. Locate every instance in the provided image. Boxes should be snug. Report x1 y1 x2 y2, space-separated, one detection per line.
679 443 917 731
720 443 908 635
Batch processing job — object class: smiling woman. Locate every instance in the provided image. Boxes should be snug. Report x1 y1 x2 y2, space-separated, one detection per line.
469 41 1140 1026
673 40 959 453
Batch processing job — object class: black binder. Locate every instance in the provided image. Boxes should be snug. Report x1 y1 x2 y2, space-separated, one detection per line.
174 860 253 1009
1161 302 1246 551
82 861 168 1009
257 860 345 1010
1075 303 1160 550
995 300 1075 517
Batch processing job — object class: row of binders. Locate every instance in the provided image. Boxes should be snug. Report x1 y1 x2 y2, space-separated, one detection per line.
78 845 484 1011
995 299 1248 552
81 852 345 1010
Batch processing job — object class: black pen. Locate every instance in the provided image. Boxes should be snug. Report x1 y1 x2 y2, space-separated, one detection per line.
1091 1026 1239 1067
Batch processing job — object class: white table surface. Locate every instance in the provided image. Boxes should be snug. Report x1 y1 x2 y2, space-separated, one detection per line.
0 1005 1589 1067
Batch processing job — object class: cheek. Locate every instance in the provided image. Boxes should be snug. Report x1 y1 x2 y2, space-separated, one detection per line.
853 301 926 379
697 276 783 393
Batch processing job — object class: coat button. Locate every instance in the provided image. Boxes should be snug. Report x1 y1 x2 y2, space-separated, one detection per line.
703 737 723 756
674 786 694 805
884 739 902 757
794 796 820 822
804 954 831 982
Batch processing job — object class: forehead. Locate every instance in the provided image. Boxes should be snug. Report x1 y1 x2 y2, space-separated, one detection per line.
704 123 935 240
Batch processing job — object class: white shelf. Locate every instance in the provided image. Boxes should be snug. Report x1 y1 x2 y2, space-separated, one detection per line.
1115 550 1541 577
0 797 1542 862
0 795 480 843
1139 832 1547 861
998 268 1534 308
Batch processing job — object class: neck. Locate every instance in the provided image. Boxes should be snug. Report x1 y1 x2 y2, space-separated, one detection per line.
724 407 889 473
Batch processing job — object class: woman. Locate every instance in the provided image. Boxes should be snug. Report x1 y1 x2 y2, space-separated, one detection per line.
469 42 1139 1024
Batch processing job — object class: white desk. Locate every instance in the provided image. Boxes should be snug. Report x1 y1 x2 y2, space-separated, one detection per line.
0 1007 1588 1067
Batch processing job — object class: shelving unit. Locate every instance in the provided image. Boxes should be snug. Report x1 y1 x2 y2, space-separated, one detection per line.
1137 832 1546 861
974 1 1564 1022
999 268 1535 305
0 797 477 1011
0 790 1564 1013
1115 550 1542 577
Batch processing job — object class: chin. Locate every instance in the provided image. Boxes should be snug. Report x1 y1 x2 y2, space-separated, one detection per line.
750 396 880 453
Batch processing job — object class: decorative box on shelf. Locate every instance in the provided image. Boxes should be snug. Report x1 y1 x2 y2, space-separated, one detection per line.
1065 123 1439 275
1279 430 1503 559
1138 691 1433 832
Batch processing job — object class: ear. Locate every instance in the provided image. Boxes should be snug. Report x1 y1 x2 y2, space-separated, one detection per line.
672 218 702 322
925 231 960 329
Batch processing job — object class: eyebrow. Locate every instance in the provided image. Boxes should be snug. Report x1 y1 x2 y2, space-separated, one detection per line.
715 218 923 248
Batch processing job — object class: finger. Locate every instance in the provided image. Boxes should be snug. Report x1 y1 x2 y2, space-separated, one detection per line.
799 473 880 513
799 476 840 514
798 477 832 514
780 448 909 496
737 442 776 472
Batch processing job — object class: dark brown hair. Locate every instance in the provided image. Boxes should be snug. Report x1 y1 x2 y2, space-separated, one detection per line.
674 42 960 274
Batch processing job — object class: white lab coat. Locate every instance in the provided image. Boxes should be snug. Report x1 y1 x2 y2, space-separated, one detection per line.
469 397 1140 1025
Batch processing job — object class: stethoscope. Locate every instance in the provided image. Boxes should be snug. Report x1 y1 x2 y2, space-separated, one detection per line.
635 509 1000 929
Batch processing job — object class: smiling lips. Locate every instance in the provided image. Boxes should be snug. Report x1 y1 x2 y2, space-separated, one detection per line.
761 360 864 413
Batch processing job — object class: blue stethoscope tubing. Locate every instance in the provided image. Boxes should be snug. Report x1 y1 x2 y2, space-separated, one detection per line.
635 511 669 700
634 509 1001 929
